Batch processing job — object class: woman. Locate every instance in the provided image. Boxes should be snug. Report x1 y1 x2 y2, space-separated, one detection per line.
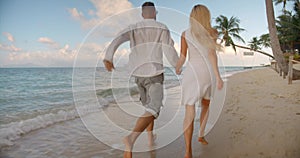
175 4 223 158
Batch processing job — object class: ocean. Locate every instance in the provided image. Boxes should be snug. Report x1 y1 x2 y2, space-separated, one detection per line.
0 66 254 157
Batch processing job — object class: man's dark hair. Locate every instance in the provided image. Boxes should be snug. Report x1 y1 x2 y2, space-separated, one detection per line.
142 1 156 15
142 2 155 8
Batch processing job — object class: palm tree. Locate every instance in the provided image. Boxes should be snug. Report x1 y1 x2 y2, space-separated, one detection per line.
293 2 300 43
274 0 288 10
214 15 245 52
274 0 300 11
266 0 300 79
276 11 297 52
260 33 271 48
249 37 262 51
293 1 300 28
232 37 274 59
214 15 274 59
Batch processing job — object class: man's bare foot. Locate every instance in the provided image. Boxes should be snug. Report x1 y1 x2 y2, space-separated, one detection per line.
148 133 157 147
184 152 192 158
198 137 208 145
123 136 133 158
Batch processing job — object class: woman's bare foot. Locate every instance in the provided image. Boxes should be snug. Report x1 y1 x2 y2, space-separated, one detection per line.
123 136 133 158
184 152 192 158
198 137 208 145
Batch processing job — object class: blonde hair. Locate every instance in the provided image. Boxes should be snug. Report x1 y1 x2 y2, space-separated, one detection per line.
189 5 220 51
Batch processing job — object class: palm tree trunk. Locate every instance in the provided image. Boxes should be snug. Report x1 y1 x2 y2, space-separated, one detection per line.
234 44 274 59
265 0 300 79
265 0 288 75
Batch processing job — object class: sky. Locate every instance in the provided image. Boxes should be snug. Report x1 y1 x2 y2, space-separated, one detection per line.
0 0 294 67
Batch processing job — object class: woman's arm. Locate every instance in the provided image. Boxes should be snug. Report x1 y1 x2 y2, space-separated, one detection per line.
176 32 188 75
207 49 223 90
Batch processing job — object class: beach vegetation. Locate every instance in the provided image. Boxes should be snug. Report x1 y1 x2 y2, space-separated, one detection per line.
214 0 300 78
284 53 300 61
214 15 245 52
266 0 300 79
214 15 274 59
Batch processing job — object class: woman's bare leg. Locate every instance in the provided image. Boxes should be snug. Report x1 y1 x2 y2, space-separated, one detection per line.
183 105 195 158
199 98 210 145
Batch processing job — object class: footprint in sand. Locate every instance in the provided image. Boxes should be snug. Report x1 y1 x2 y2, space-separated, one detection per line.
239 115 246 121
225 108 233 114
263 105 274 109
259 152 265 156
230 128 245 140
270 93 285 99
268 112 275 116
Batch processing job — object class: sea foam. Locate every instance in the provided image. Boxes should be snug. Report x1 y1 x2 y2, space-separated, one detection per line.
0 101 106 149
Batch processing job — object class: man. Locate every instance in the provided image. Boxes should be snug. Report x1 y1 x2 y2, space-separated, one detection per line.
103 2 179 158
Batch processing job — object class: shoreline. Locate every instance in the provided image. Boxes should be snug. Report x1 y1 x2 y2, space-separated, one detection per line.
1 67 300 157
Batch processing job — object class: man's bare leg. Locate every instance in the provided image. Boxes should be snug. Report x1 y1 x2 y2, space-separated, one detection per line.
146 120 156 146
123 112 155 158
199 99 210 145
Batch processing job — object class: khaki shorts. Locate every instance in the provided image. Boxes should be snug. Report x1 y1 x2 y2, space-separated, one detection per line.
135 73 164 118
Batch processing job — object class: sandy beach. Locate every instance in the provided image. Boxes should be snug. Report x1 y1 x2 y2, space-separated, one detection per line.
1 67 300 158
189 67 300 158
140 67 300 158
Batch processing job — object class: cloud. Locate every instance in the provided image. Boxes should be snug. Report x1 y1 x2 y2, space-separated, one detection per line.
6 47 76 67
59 44 71 55
0 32 21 53
68 0 134 23
2 42 271 67
68 0 141 36
2 42 128 67
68 8 85 21
38 37 60 48
3 32 14 42
89 0 133 19
0 43 21 52
38 37 56 44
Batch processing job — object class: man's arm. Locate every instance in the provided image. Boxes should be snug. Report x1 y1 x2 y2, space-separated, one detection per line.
103 29 130 71
161 28 179 68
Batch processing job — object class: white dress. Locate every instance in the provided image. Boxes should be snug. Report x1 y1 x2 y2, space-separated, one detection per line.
181 29 213 106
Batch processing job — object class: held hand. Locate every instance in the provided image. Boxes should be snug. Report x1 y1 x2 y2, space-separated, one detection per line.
176 67 181 75
103 60 115 72
217 77 224 90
